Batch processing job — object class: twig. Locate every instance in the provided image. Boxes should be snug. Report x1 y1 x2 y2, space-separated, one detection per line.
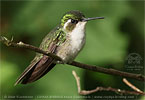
70 61 145 82
72 70 145 95
1 35 145 82
72 71 81 93
123 78 144 94
0 35 62 61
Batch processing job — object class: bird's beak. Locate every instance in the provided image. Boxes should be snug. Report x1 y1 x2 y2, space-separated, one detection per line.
82 17 104 21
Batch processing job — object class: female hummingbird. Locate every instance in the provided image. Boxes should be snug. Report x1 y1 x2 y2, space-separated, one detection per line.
15 10 104 85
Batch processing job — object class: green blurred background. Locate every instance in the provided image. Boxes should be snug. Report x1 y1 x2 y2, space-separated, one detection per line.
0 0 144 100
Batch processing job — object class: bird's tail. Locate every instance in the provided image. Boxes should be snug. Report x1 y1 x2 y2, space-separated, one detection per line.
15 55 55 85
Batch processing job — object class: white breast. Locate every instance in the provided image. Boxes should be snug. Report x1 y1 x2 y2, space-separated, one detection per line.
70 21 87 53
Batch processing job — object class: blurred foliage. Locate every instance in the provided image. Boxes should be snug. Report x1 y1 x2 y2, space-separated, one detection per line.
0 0 144 100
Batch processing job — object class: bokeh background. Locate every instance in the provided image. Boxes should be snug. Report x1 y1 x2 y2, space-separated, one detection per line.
0 0 144 100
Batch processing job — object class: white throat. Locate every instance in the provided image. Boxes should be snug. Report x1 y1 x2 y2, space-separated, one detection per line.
70 21 87 53
70 21 87 43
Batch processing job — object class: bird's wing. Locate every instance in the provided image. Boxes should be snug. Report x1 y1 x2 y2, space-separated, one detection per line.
15 26 62 85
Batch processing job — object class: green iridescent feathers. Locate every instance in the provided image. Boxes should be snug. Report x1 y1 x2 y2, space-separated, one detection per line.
61 10 85 26
39 10 85 53
39 11 85 53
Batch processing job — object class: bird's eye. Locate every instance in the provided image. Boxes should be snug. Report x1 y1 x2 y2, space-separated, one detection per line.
71 19 78 24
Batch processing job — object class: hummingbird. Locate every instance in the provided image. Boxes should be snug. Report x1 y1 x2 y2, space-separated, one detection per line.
15 10 104 85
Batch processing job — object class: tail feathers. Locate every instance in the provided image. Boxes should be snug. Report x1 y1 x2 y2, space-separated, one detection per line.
15 56 55 85
22 61 55 84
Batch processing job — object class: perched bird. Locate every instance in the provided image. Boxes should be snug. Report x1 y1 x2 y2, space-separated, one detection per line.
15 10 104 85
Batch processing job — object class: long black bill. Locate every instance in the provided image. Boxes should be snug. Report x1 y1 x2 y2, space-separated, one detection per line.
83 17 104 21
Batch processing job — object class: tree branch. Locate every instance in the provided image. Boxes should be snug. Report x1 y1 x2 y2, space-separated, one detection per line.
0 35 62 61
72 70 145 95
123 78 144 93
0 35 145 82
70 61 145 82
